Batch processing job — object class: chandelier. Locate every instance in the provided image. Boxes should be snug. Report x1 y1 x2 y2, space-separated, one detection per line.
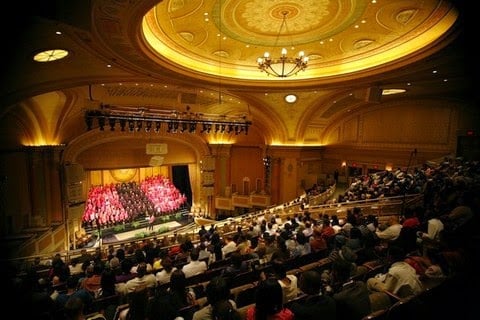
257 12 309 78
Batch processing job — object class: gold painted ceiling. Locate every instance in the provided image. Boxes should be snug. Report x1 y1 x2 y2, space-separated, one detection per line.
143 0 458 81
0 0 474 153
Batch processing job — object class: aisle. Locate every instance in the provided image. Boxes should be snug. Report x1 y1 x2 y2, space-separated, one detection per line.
331 182 348 201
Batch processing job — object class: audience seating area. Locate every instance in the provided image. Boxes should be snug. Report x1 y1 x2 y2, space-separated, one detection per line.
9 157 480 320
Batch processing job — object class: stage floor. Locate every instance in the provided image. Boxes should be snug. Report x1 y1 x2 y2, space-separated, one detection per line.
100 220 182 244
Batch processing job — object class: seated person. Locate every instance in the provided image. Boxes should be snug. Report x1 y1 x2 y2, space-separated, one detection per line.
331 258 371 320
288 270 336 320
182 247 207 278
366 246 423 299
193 276 237 320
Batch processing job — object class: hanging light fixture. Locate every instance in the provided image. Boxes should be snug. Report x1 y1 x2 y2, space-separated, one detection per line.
84 105 251 135
257 11 309 78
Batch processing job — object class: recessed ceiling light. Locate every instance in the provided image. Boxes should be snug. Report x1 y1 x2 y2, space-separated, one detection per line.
382 89 406 96
33 49 69 62
285 94 297 103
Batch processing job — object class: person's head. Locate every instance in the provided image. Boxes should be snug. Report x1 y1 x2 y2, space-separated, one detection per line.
136 262 147 277
331 215 340 225
169 269 187 292
161 255 173 272
212 300 241 320
254 278 284 320
299 270 323 295
296 232 307 245
134 249 146 263
206 276 230 306
66 274 79 290
349 227 362 239
271 259 287 279
101 268 116 292
190 247 200 261
366 214 378 226
126 289 148 320
332 258 353 284
64 297 84 320
338 245 358 264
230 251 243 268
116 248 125 261
277 237 288 251
109 257 120 269
120 258 133 275
93 261 103 275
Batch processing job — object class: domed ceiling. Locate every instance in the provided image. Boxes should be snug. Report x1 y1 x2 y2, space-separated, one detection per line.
141 0 458 82
0 0 471 151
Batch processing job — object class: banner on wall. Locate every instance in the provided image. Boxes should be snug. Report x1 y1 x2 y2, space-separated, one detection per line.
146 143 168 155
64 163 86 204
64 163 85 185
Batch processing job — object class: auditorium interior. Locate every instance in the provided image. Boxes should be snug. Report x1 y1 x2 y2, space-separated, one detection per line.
0 1 479 318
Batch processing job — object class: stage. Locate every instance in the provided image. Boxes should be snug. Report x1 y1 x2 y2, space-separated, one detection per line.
81 209 192 247
102 220 182 243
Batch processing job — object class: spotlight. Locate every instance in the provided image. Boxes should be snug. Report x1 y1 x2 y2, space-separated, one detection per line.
189 122 197 133
84 107 252 135
145 121 152 132
119 119 126 131
135 120 142 132
108 118 116 131
98 117 106 131
154 122 161 133
167 121 179 133
85 117 93 130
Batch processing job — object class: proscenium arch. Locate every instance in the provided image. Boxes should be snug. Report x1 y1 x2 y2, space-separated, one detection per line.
62 129 212 164
62 129 213 214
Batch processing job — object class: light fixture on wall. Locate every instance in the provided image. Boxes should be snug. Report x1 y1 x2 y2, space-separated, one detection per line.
84 105 252 135
257 11 308 78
